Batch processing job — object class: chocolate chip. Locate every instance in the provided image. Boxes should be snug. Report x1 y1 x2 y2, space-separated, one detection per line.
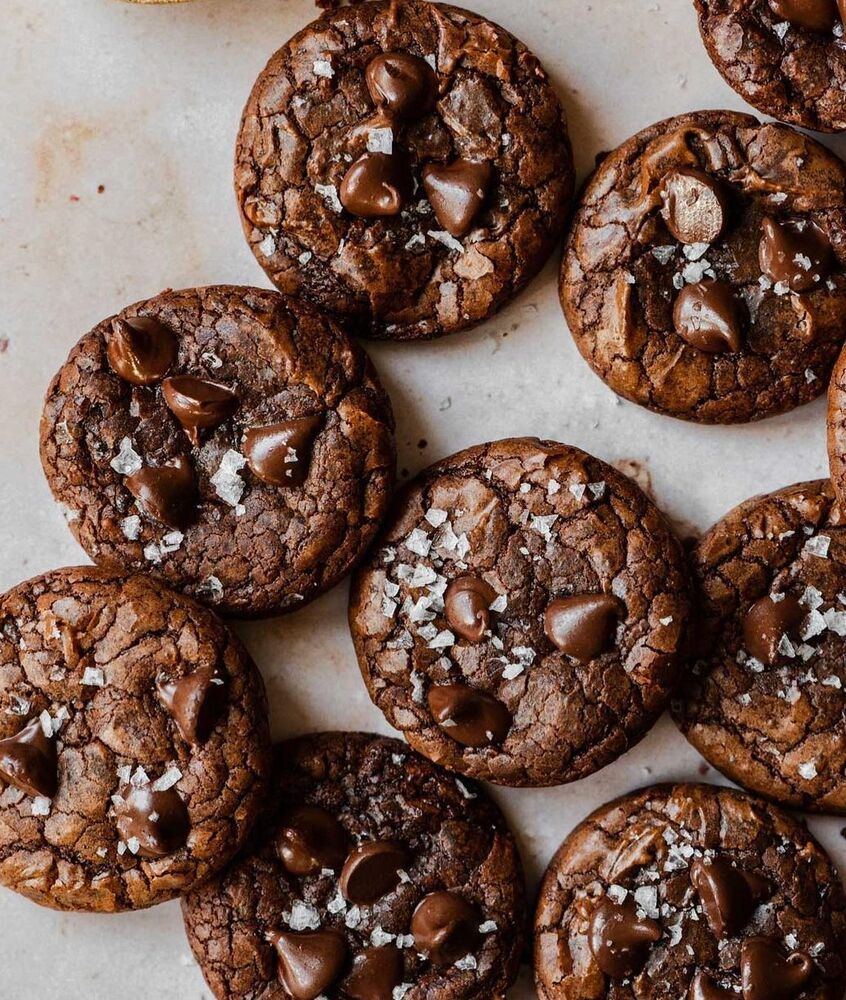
339 840 409 904
125 456 197 530
114 782 190 859
588 897 662 978
740 937 814 1000
107 316 178 386
365 52 438 122
275 805 348 876
343 947 403 1000
759 217 834 292
156 668 227 746
660 168 729 245
0 716 58 799
743 593 804 666
422 159 493 238
673 280 744 354
162 376 238 446
768 0 838 30
269 929 348 1000
410 891 482 966
427 684 511 747
339 152 414 217
690 858 770 939
243 415 323 487
690 970 737 1000
543 594 624 662
444 576 497 643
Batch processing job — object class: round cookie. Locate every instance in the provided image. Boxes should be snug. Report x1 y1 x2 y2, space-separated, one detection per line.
673 479 846 813
534 782 846 1000
694 1 846 133
182 732 525 1000
560 109 846 423
348 438 690 787
0 566 271 912
235 0 574 340
827 341 846 503
39 285 395 618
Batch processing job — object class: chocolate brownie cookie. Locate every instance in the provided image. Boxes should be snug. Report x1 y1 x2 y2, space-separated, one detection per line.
182 732 525 1000
235 0 574 340
673 480 846 813
348 438 690 787
560 110 846 423
695 1 846 133
826 342 846 508
0 566 271 912
534 783 846 1000
40 286 395 618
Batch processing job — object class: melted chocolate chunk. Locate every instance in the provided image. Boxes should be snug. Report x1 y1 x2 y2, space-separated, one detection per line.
427 684 511 747
340 152 414 217
673 281 744 354
444 576 497 643
269 929 348 1000
339 840 409 904
759 217 834 292
343 947 403 1000
660 169 729 245
422 159 493 238
690 858 770 939
125 456 197 530
588 897 662 978
411 891 482 966
156 667 227 745
0 716 58 799
743 593 804 666
243 415 323 488
768 0 838 30
740 937 814 1000
162 376 238 446
365 52 438 122
690 970 737 1000
114 782 190 858
276 805 349 876
543 593 624 662
107 316 178 386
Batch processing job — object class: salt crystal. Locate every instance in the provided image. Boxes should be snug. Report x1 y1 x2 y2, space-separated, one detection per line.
110 438 142 475
211 450 247 506
81 666 105 687
315 183 343 214
121 515 141 540
367 127 394 155
428 230 464 253
313 59 334 78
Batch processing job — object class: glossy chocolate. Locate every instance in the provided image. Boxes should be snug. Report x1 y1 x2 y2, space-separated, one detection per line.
410 891 482 966
162 376 238 446
759 217 834 292
269 929 348 1000
343 946 403 1000
661 168 729 245
740 937 814 1000
588 897 662 978
0 716 58 799
422 159 493 238
107 315 178 386
365 52 438 122
243 415 323 488
673 280 743 353
743 593 804 666
690 970 737 1000
115 782 190 859
125 455 197 530
690 858 769 938
339 840 409 904
768 0 838 30
156 667 227 745
543 593 624 662
444 575 497 643
340 152 413 217
276 805 349 876
427 684 511 747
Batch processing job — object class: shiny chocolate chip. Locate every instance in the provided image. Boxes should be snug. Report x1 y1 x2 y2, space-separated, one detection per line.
339 840 409 904
690 970 737 1000
410 891 482 966
759 217 834 292
543 594 624 662
114 782 189 859
0 716 58 799
422 159 493 238
365 52 438 121
107 316 178 386
162 376 238 446
660 168 729 245
125 455 197 530
427 684 511 748
444 576 497 643
690 858 770 939
673 280 743 353
743 593 804 666
343 946 403 1000
243 415 323 488
269 929 348 1000
276 805 349 876
156 668 227 745
740 937 814 1000
340 152 413 217
588 897 662 978
768 0 838 30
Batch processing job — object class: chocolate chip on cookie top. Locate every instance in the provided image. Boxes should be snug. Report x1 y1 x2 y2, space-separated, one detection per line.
0 567 271 912
534 783 846 1000
695 1 846 132
348 438 689 787
235 0 574 340
560 110 846 424
39 286 395 618
182 732 525 1000
673 479 846 813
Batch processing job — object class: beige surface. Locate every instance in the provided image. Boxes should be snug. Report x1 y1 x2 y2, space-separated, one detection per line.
1 1 845 998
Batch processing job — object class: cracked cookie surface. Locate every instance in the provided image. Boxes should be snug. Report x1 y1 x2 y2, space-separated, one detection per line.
39 285 396 618
235 0 574 340
0 566 271 912
560 110 846 423
534 782 846 1000
181 732 525 1000
348 438 690 787
673 480 846 813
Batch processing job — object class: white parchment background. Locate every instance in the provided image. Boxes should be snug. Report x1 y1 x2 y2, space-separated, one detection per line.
1 1 845 997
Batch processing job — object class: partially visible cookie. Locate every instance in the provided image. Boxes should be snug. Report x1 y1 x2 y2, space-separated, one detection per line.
673 479 846 813
0 567 271 912
182 732 525 1000
561 110 846 423
349 438 689 787
827 341 846 506
39 285 395 618
235 0 574 340
695 1 846 133
534 783 846 1000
